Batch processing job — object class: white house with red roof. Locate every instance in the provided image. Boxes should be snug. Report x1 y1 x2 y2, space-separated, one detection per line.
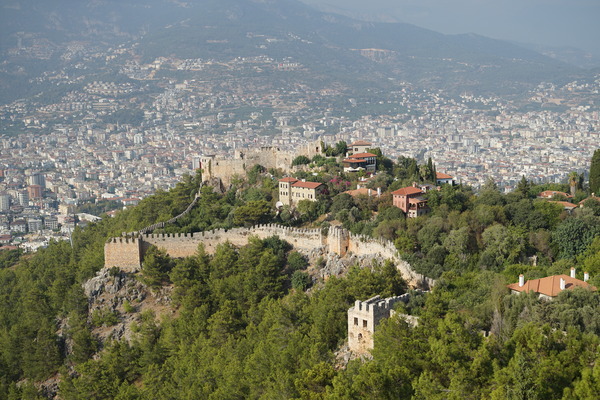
436 172 455 186
278 177 325 206
342 152 377 173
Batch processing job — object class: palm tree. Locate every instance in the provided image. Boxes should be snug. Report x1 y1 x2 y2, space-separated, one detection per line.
568 171 579 197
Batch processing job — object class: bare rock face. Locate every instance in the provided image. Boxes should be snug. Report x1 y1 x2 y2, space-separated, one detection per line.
83 268 174 345
202 177 226 194
318 251 390 279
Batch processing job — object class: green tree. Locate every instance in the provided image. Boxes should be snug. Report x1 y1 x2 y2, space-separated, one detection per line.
552 217 600 259
292 155 311 166
569 171 580 197
516 176 532 198
140 246 174 287
233 200 272 226
590 149 600 194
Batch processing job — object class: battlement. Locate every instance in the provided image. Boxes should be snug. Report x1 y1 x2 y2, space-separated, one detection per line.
104 223 435 290
348 293 412 354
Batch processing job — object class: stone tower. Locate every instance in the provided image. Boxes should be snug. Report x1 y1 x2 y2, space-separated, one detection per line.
347 294 409 354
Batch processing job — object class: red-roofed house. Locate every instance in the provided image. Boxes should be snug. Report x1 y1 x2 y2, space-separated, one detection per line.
343 152 377 173
278 177 325 206
391 186 429 218
548 201 578 212
538 190 572 199
508 268 595 300
436 172 455 186
579 195 600 207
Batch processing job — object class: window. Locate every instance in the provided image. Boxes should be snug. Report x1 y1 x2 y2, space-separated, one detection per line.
354 317 358 326
363 320 367 328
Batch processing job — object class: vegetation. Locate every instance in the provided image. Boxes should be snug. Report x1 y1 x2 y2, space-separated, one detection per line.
1 151 600 399
591 149 600 194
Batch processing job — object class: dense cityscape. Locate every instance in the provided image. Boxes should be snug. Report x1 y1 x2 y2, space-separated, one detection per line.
1 40 599 251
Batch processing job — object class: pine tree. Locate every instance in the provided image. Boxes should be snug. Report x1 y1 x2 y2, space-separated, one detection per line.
590 149 600 194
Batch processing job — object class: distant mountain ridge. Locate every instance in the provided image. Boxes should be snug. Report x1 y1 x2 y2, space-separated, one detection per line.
0 0 591 96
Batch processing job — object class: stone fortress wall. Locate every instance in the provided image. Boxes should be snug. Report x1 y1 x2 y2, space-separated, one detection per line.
105 224 434 289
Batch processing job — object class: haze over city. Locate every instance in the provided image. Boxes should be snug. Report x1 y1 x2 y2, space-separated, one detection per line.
302 0 600 57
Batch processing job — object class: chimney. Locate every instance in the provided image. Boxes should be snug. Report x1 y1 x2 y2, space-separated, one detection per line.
377 187 381 197
584 272 589 282
412 182 417 188
357 184 361 190
560 278 566 291
519 274 524 287
368 189 372 196
571 267 576 278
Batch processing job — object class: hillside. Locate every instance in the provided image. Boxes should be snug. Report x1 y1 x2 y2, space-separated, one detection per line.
1 151 600 398
0 0 588 100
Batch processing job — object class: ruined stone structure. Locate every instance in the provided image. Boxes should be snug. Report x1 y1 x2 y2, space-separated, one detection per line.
105 224 434 289
347 294 411 354
200 140 323 185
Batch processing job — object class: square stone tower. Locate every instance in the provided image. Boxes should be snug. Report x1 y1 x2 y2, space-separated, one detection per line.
348 295 408 354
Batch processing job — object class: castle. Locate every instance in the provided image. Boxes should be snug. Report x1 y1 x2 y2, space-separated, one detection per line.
104 225 435 289
200 140 323 185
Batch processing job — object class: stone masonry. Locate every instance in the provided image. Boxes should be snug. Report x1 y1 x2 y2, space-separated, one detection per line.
104 224 434 289
347 294 411 354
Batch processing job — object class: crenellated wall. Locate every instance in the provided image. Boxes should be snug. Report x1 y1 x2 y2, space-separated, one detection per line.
105 223 435 289
139 224 324 258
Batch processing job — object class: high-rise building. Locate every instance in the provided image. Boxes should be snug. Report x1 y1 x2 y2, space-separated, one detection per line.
0 193 10 211
27 172 46 189
17 191 29 206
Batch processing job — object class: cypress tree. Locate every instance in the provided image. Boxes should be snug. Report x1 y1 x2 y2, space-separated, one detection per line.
590 149 600 194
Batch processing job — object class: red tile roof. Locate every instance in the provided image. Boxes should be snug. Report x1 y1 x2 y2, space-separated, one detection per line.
579 196 600 205
539 190 572 198
279 177 299 183
436 172 454 179
349 152 377 158
343 158 366 163
292 181 323 189
507 274 596 297
549 201 578 209
391 187 423 196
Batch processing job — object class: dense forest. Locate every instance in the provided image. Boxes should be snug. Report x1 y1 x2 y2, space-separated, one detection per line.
1 148 600 399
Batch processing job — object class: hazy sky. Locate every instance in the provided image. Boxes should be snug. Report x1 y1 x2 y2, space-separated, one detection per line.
301 0 600 55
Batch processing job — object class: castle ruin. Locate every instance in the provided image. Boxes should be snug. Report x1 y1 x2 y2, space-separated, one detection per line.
347 294 412 354
104 225 435 289
200 139 323 185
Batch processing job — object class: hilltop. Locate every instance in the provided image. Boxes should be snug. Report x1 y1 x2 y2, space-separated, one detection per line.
1 145 600 398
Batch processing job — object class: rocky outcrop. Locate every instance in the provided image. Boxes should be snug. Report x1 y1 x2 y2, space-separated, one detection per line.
83 268 174 345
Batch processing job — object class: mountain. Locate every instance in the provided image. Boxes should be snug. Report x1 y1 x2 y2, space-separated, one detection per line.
0 0 590 97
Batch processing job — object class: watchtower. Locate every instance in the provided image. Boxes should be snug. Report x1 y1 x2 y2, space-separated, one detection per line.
347 295 409 354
